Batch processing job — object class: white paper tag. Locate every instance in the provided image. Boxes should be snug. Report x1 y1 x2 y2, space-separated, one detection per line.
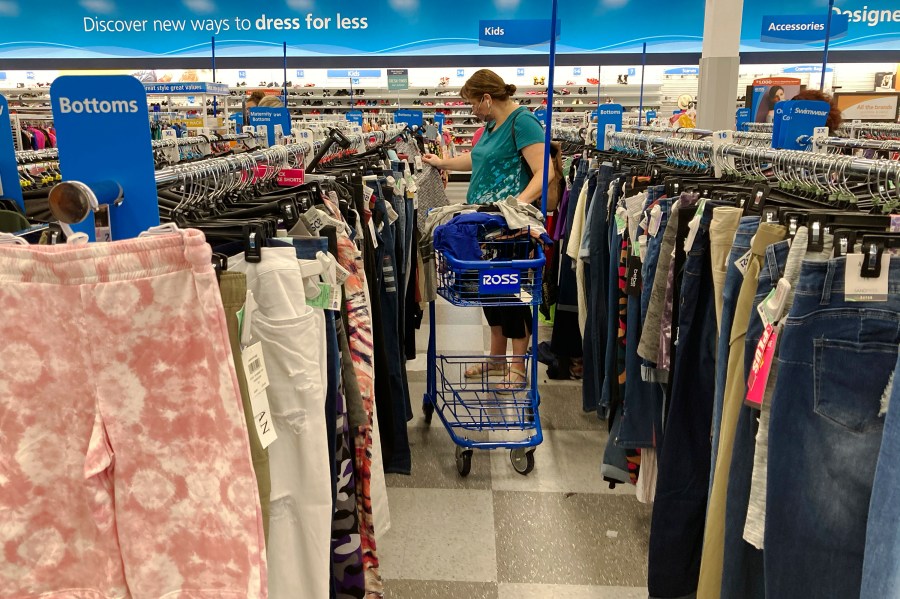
385 202 400 225
363 186 374 204
638 235 648 262
684 215 701 253
415 155 424 171
335 262 351 285
249 389 278 449
240 291 257 348
648 205 662 237
302 207 327 234
734 249 752 276
241 342 270 398
367 217 379 248
845 253 890 302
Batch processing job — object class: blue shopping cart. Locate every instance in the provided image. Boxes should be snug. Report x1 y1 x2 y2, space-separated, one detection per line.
423 233 545 476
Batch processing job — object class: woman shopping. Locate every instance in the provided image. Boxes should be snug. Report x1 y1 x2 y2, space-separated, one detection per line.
422 68 553 389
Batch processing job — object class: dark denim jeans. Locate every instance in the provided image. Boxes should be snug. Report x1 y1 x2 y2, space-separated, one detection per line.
373 183 411 474
648 201 718 599
583 165 613 413
640 194 672 390
551 160 588 359
619 188 666 448
765 257 900 599
862 352 900 598
600 178 625 415
719 239 789 599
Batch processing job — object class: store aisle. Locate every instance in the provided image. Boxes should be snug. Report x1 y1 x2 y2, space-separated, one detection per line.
378 297 652 598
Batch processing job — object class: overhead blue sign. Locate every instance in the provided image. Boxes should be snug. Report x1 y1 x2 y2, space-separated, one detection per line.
51 75 159 240
628 68 636 76
573 67 582 76
595 104 623 151
479 19 561 48
645 110 657 124
238 70 246 79
0 95 24 212
517 68 526 77
665 67 700 75
144 82 229 95
0 72 6 81
26 72 34 80
296 69 305 78
395 109 424 128
249 107 292 146
783 65 834 73
327 69 381 79
346 110 364 125
457 69 466 78
760 14 849 44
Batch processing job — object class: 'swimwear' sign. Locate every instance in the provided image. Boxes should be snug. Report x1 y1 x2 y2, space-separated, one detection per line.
51 75 159 240
478 19 561 48
771 100 830 150
760 13 849 43
0 96 24 212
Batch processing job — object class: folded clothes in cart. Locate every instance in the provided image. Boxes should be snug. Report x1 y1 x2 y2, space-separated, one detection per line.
433 211 553 262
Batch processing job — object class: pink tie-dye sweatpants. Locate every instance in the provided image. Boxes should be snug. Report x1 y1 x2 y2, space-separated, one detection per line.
0 229 267 598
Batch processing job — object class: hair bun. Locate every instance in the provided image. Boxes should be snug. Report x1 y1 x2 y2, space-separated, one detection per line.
505 83 517 96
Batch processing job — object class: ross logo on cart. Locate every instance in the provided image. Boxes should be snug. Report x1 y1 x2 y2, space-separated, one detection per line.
479 269 521 295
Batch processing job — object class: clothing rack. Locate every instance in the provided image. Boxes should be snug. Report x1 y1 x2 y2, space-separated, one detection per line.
605 130 900 196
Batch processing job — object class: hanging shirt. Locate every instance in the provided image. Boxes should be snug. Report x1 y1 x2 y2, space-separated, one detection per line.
467 106 544 205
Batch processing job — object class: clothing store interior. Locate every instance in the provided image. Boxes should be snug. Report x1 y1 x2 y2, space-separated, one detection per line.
3 1 900 598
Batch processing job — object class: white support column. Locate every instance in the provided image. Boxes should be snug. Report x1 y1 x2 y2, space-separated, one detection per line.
697 0 744 131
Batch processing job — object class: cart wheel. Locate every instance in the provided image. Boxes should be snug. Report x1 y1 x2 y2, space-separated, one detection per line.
510 448 535 476
423 400 434 425
455 446 473 477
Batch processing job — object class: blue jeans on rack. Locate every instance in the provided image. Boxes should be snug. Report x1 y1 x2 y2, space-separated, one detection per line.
639 192 671 395
599 177 624 415
582 166 611 413
764 257 900 599
648 201 718 599
861 352 900 598
551 160 587 360
618 188 666 449
373 182 411 474
710 217 760 476
719 239 788 599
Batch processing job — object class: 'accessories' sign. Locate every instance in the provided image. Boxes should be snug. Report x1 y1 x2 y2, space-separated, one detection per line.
760 14 849 43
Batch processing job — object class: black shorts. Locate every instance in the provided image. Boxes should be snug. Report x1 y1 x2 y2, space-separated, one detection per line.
483 305 533 339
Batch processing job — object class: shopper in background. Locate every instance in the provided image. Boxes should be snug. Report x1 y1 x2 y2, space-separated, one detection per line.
792 89 843 133
257 95 285 108
246 90 266 108
422 68 552 389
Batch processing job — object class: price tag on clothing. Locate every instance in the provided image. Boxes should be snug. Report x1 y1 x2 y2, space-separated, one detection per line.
335 262 351 286
415 155 424 171
734 249 752 276
306 282 341 311
363 185 374 205
648 205 662 237
845 253 890 302
301 207 327 235
625 251 643 296
367 217 379 248
745 322 780 409
241 342 270 399
683 199 707 253
637 234 648 262
615 206 627 236
249 389 278 449
757 279 791 328
385 202 400 225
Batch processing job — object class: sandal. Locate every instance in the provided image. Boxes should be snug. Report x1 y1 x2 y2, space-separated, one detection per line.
465 361 508 379
495 367 528 393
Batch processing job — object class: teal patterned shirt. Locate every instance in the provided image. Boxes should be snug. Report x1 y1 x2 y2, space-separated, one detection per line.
467 107 545 205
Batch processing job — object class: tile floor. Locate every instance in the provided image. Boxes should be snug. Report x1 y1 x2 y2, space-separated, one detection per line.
379 297 651 598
